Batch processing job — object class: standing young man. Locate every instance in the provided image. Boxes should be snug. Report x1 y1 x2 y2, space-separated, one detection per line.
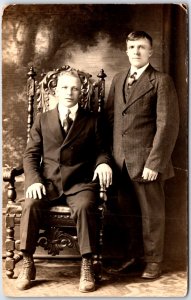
105 31 179 279
16 69 112 292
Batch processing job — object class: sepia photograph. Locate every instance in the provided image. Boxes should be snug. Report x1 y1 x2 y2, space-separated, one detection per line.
2 3 188 297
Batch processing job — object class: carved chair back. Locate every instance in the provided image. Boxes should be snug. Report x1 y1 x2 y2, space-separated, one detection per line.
27 65 106 141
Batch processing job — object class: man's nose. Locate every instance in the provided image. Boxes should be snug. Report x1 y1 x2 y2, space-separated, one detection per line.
134 47 140 55
66 88 72 96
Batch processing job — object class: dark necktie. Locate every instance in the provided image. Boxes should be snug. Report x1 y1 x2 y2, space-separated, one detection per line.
63 109 73 134
127 72 137 88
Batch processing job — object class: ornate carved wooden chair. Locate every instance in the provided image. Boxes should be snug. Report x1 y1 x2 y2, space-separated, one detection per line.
3 65 107 280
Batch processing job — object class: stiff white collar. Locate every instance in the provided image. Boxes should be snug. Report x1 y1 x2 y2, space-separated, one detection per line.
58 103 78 124
130 63 149 79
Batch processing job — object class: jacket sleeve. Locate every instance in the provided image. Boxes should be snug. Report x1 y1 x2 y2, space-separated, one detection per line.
94 114 113 168
23 114 44 187
103 74 118 150
145 74 180 173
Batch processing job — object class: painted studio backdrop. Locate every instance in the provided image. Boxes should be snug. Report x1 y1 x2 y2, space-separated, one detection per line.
2 4 188 266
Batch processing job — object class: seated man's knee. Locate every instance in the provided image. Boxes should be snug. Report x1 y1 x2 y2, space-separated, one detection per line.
78 198 94 212
76 194 97 216
23 197 43 211
67 191 97 220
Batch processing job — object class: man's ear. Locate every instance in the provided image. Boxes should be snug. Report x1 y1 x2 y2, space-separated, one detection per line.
149 49 153 57
125 42 129 55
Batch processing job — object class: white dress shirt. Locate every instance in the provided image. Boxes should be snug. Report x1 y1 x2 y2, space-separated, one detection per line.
130 63 149 80
58 103 78 127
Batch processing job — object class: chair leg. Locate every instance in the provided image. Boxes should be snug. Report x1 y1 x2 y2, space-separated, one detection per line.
93 254 102 281
5 214 16 278
93 204 105 281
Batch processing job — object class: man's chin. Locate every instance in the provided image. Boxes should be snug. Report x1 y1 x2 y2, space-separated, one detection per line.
60 101 76 108
131 63 145 69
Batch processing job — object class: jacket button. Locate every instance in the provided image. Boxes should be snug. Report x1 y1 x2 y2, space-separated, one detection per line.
122 112 126 116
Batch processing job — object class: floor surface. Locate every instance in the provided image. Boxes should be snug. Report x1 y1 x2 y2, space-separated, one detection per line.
2 258 188 298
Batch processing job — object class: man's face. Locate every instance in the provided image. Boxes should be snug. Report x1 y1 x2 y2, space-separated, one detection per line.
126 38 153 69
56 74 81 108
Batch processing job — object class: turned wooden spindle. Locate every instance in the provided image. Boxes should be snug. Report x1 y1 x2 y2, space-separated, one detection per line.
27 66 36 142
97 69 107 113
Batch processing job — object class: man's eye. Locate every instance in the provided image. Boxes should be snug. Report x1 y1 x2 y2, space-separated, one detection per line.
61 86 67 89
72 87 79 91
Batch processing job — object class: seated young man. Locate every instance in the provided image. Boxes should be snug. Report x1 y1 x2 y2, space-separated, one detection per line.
16 69 112 292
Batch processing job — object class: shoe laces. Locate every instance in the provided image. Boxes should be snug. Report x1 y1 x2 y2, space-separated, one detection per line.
23 256 34 267
81 258 94 281
18 257 34 279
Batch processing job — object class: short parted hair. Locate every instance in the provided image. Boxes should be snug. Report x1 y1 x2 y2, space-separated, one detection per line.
57 69 82 85
126 31 153 47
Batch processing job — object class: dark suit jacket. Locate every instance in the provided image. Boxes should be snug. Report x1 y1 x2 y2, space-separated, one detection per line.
23 106 111 200
105 64 179 181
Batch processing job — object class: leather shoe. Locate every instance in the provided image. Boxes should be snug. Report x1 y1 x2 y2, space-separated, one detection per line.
141 262 161 279
79 258 95 293
16 255 36 290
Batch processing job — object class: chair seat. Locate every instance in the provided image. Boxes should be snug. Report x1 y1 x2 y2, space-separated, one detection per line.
49 205 71 214
6 202 23 215
6 198 72 214
6 198 75 231
46 205 76 227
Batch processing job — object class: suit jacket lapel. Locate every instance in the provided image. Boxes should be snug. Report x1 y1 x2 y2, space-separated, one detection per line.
121 70 129 99
47 106 88 147
116 70 129 110
124 64 155 110
47 107 64 145
62 107 87 147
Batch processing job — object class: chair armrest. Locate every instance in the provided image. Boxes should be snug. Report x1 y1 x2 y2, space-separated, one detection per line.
99 187 107 201
3 165 24 182
3 165 24 204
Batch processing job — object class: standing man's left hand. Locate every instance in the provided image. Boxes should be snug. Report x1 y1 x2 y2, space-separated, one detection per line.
93 163 112 189
142 167 158 181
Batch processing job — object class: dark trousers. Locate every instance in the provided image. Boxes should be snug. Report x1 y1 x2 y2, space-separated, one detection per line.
118 164 165 263
20 190 98 256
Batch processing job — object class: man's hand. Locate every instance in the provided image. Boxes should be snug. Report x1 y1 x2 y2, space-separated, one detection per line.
142 167 158 181
26 183 46 199
93 163 112 190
